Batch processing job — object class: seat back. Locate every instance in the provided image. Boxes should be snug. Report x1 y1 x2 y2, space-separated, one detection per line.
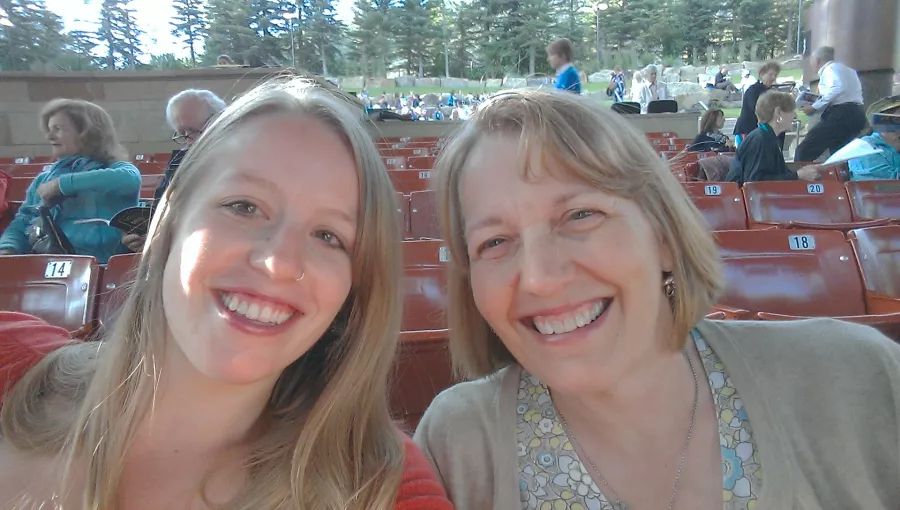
846 180 900 221
682 182 747 230
97 253 141 329
743 180 853 227
391 334 452 431
395 192 411 239
8 177 32 201
409 190 440 239
389 169 433 194
848 226 900 298
611 102 640 114
0 255 99 333
647 99 678 114
401 239 449 331
714 229 867 317
140 174 164 199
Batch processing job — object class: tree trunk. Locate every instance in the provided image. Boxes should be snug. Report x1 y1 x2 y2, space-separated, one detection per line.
320 41 328 76
528 46 535 76
441 0 449 77
785 15 793 55
418 54 424 78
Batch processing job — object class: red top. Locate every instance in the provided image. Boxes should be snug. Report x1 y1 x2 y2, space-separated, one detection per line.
0 311 453 509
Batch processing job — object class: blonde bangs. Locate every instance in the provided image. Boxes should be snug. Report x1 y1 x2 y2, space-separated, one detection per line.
434 90 724 380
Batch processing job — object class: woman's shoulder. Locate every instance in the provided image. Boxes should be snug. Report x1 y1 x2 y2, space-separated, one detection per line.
416 366 514 434
699 318 899 380
396 435 453 509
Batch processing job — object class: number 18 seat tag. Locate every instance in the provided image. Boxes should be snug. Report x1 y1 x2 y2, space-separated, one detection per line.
45 260 73 278
787 234 815 250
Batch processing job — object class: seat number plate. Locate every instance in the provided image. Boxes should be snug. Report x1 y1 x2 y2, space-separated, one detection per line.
45 260 73 278
807 184 824 194
788 234 816 250
704 184 722 196
418 171 431 179
439 246 450 262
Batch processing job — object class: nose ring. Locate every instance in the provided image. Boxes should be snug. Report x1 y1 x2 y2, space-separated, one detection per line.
294 271 305 282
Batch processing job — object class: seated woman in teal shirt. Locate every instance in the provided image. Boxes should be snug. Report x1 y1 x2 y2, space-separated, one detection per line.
849 96 900 181
0 99 140 263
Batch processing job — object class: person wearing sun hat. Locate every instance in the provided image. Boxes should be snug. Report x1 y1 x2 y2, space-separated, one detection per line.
0 311 75 403
847 95 900 180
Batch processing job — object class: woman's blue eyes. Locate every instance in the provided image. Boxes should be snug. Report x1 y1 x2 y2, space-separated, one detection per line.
316 230 344 248
570 209 595 220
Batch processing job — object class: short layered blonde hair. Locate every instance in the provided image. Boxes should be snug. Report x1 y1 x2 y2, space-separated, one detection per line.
433 90 724 380
755 90 795 124
39 98 127 164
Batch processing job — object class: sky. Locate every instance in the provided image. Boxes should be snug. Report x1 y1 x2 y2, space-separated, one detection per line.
45 0 356 59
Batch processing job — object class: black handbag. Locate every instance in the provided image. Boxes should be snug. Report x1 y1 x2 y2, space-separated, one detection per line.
30 205 75 255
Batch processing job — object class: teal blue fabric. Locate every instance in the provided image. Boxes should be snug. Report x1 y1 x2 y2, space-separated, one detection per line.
849 133 900 181
554 66 582 94
0 156 141 263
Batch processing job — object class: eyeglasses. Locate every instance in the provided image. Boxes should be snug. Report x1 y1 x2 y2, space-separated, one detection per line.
171 113 216 145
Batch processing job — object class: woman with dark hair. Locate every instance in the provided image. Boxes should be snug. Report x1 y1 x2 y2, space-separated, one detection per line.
0 99 140 262
690 109 733 152
733 62 784 147
726 91 820 185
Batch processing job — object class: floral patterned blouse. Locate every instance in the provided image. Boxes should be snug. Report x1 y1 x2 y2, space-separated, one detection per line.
516 330 762 509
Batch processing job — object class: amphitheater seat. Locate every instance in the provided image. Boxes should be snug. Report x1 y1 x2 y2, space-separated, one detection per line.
0 255 99 336
4 163 51 178
713 229 900 332
395 192 411 239
383 156 406 169
743 180 890 231
136 162 168 175
845 180 900 222
409 190 440 239
389 169 432 194
0 201 20 233
848 226 900 315
97 253 141 329
682 182 747 230
406 156 437 170
392 239 453 430
8 177 31 201
140 174 164 199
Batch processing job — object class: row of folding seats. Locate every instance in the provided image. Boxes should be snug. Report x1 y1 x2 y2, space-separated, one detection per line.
3 227 898 427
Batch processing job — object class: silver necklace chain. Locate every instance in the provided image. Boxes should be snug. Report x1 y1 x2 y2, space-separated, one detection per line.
556 349 700 510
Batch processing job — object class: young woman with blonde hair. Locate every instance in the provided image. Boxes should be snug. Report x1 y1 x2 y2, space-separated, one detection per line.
415 89 900 509
0 77 452 510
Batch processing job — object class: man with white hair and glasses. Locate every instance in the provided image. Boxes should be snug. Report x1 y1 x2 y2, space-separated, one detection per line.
795 46 866 161
123 89 226 252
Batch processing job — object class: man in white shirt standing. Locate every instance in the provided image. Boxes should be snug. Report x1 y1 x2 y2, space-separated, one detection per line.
795 46 867 161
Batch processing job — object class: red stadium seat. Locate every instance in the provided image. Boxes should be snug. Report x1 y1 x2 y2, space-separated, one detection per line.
409 190 440 239
0 255 99 337
0 201 20 234
406 156 436 170
392 239 453 430
8 177 31 201
4 163 52 178
383 156 406 169
395 192 411 239
140 174 164 199
389 169 433 194
848 226 900 315
682 182 747 230
136 162 168 175
742 180 890 231
712 229 900 332
96 253 140 329
845 180 900 222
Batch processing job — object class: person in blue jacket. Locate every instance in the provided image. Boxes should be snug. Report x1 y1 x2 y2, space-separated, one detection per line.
0 99 140 263
547 38 581 94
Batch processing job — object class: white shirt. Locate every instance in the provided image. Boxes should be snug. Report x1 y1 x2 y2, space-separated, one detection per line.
638 81 670 114
812 61 863 111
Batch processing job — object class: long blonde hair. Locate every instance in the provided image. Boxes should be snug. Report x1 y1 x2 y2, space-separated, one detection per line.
432 90 724 380
2 77 405 509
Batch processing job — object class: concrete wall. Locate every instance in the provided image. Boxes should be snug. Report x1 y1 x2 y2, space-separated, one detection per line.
0 68 700 158
0 68 286 158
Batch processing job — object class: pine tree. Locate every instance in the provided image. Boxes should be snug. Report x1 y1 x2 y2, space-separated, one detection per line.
300 0 345 76
98 0 144 69
395 0 436 77
0 0 67 71
171 0 208 66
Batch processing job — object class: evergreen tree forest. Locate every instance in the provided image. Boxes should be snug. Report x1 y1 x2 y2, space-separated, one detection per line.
0 0 810 78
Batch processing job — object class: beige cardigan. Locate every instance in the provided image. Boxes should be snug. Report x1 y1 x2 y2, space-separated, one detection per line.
414 319 900 509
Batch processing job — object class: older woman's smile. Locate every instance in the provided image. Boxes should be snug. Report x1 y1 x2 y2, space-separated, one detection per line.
526 297 612 336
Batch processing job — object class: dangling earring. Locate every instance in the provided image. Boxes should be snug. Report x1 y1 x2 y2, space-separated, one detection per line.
663 273 675 310
777 116 783 124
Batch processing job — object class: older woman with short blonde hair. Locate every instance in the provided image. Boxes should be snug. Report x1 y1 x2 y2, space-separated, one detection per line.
415 89 900 510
